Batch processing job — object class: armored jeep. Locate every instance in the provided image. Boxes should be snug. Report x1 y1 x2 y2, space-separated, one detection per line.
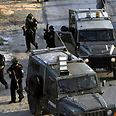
57 8 116 78
25 47 116 116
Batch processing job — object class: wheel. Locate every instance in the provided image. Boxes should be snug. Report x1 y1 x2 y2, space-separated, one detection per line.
113 70 116 79
29 95 41 115
29 76 43 97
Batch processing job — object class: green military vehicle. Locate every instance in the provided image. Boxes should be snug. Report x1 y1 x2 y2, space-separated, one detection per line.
25 46 116 116
56 8 116 78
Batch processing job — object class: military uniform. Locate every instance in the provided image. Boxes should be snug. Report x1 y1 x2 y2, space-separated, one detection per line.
25 13 38 53
96 0 106 9
7 58 24 104
0 54 8 89
44 25 56 48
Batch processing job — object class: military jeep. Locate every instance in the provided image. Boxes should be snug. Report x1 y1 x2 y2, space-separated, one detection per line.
57 9 116 78
25 46 116 116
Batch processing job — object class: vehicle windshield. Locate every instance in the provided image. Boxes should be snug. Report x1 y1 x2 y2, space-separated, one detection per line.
79 45 113 55
79 30 114 42
58 75 97 94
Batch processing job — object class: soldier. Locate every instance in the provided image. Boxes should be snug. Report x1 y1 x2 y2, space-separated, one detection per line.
7 57 24 104
96 0 106 9
24 13 38 53
44 25 56 48
0 54 8 89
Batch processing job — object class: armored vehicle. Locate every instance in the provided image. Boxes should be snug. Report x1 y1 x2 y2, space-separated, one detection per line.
25 47 116 116
56 9 116 78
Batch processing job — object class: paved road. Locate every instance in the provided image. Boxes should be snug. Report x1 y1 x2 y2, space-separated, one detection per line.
0 0 116 116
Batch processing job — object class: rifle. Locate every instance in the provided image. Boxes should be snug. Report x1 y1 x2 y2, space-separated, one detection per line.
22 18 42 36
44 22 49 33
22 26 34 36
22 26 26 36
13 70 19 90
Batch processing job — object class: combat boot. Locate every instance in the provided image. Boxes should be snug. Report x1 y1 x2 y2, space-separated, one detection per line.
9 100 16 104
25 50 31 53
5 84 8 89
35 43 38 49
19 96 24 102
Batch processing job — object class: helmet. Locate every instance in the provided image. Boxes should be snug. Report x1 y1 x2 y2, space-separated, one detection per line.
27 13 33 19
11 57 19 64
49 25 54 30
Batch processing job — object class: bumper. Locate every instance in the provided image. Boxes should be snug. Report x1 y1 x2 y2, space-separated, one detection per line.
83 56 116 71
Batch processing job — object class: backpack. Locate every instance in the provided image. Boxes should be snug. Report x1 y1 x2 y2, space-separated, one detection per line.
0 54 5 66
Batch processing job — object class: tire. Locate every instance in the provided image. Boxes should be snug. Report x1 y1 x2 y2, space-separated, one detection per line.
29 76 43 97
113 70 116 79
29 95 41 115
27 93 29 104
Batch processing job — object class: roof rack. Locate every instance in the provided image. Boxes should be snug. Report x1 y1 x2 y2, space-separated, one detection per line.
75 8 109 20
31 46 67 56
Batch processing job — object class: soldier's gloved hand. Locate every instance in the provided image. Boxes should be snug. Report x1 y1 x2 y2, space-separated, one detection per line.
50 35 53 38
25 28 27 32
8 71 12 75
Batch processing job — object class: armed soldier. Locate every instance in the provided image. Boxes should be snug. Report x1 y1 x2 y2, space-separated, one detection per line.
24 13 38 53
44 25 56 48
0 54 8 89
7 57 24 104
96 0 106 9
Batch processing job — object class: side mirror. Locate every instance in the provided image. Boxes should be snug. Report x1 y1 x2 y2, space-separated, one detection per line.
77 42 80 50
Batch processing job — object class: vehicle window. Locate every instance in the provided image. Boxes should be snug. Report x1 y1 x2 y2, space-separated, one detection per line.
58 75 97 94
61 33 73 43
78 75 97 89
79 30 114 42
97 30 113 40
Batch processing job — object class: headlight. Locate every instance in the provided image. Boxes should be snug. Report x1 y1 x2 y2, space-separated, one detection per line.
111 58 115 62
84 58 89 63
78 115 82 116
107 110 112 115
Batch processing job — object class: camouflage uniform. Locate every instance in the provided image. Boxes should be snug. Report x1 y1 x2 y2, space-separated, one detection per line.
7 58 24 104
25 13 38 53
0 54 8 89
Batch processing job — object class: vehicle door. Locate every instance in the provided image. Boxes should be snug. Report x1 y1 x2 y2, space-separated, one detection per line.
57 31 77 56
45 69 58 115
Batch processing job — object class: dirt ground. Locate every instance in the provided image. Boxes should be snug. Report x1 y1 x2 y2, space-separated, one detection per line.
0 0 47 115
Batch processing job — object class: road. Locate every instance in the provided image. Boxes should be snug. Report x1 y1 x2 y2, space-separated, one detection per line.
106 0 116 29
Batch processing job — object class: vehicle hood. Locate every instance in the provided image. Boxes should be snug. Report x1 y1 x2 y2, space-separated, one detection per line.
80 45 116 56
61 93 107 112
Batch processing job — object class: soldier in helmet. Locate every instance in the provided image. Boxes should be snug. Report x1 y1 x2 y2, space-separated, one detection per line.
96 0 106 9
7 57 24 104
0 54 8 89
24 13 38 53
44 25 56 48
